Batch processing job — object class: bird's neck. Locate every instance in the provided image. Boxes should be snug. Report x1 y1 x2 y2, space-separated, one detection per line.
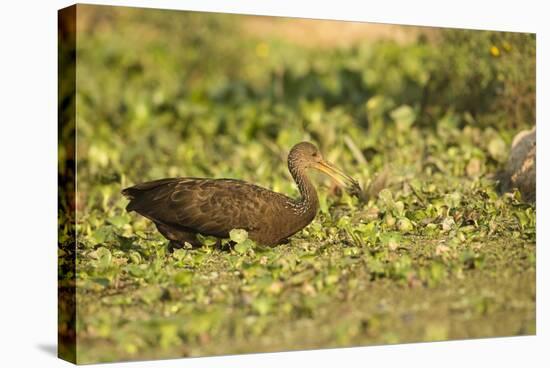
289 162 319 219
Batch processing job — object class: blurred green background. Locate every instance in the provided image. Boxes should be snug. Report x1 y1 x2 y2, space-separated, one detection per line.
63 4 535 363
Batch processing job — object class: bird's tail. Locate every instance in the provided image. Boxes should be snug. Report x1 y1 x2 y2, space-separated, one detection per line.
121 178 179 212
121 187 138 200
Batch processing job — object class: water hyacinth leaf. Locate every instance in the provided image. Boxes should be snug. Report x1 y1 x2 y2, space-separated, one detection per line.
441 217 456 232
95 247 112 268
394 201 405 216
108 215 129 228
230 228 249 243
92 227 112 245
378 188 393 205
129 250 142 264
252 297 273 316
444 192 462 209
390 105 416 131
336 216 351 228
174 270 193 286
234 239 255 254
125 264 145 278
197 234 218 246
380 232 402 248
171 249 186 261
488 136 507 162
397 218 414 233
159 323 180 349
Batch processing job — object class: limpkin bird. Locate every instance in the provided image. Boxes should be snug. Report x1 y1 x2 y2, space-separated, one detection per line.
122 142 360 248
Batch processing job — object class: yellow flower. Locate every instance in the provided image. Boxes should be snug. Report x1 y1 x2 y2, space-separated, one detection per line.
255 42 270 58
490 46 500 57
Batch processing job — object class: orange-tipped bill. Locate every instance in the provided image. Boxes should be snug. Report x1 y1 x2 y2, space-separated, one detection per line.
315 160 362 197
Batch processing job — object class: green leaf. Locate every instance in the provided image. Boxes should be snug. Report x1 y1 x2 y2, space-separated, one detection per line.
197 234 218 246
96 247 112 268
125 264 145 278
397 218 414 233
252 297 273 316
129 250 142 264
234 239 254 254
444 192 462 209
107 215 129 228
174 270 193 287
488 136 507 162
394 201 405 216
378 188 394 210
172 248 186 261
390 105 416 131
92 227 111 245
230 228 248 243
159 323 180 349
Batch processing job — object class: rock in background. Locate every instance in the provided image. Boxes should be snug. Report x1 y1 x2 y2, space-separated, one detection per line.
499 127 536 202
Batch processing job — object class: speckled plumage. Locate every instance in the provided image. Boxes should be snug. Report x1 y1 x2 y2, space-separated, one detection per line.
122 142 358 247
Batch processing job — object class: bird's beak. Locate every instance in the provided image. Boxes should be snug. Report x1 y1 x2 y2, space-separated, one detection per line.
314 160 361 194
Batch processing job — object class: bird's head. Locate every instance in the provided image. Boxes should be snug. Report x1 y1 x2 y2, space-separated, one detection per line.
289 142 361 193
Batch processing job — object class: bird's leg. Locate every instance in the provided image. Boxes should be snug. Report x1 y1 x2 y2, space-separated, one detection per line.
167 241 184 253
155 223 202 251
217 239 235 252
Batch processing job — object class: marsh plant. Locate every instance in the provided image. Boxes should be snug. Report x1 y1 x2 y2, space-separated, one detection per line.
58 6 535 363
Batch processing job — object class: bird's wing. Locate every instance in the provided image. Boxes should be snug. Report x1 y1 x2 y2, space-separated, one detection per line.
124 178 275 238
169 179 272 237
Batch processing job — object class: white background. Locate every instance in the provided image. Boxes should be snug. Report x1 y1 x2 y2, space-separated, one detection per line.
0 0 547 367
